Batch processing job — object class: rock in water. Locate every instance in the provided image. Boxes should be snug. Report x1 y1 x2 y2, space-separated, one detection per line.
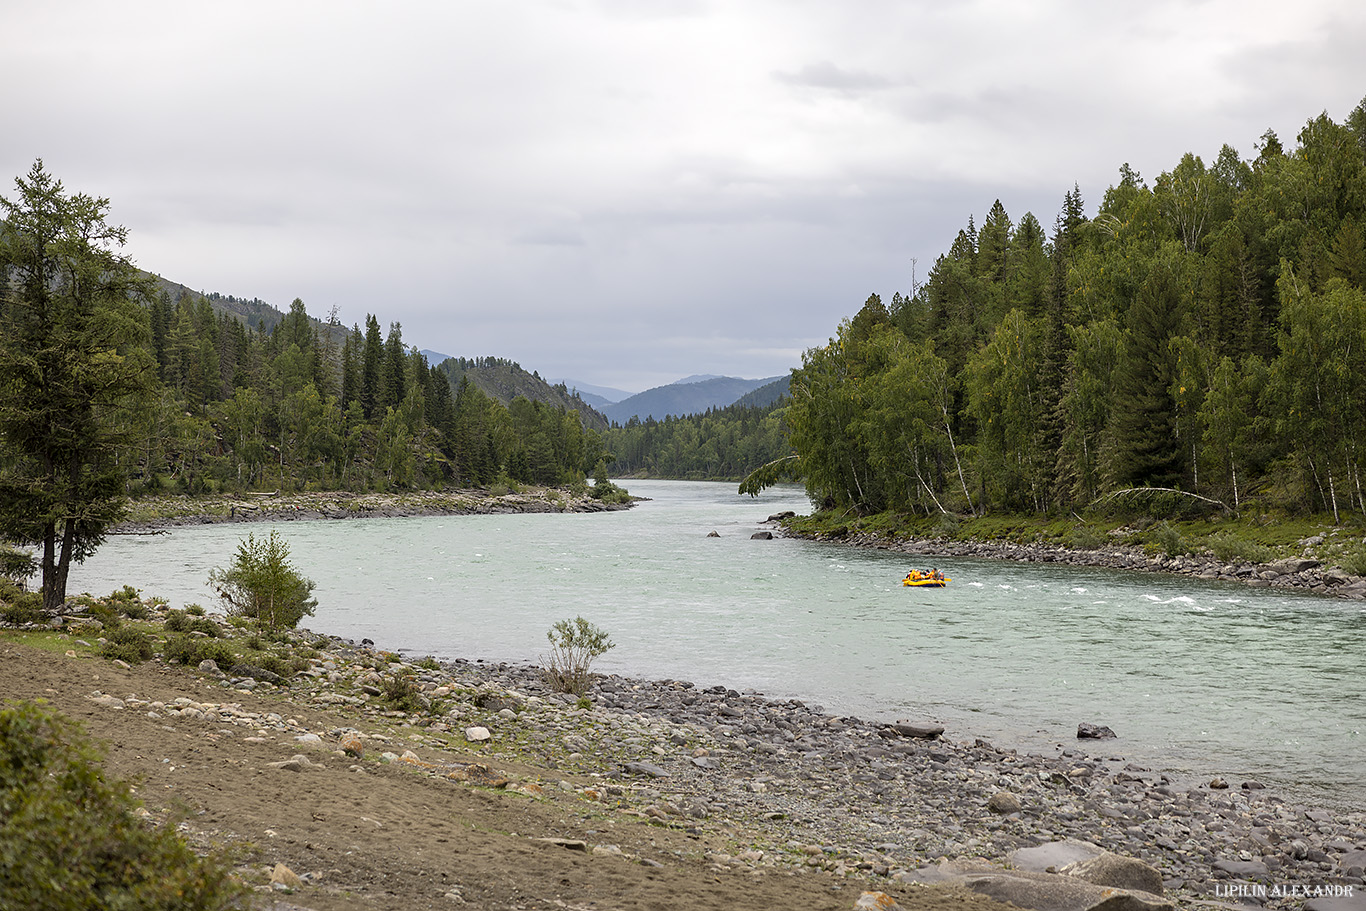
1077 722 1117 739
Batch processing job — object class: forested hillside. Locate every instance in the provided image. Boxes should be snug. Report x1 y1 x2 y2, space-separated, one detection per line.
117 293 609 495
603 399 792 480
754 100 1366 522
435 357 610 432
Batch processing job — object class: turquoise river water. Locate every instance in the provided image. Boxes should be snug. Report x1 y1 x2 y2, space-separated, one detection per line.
69 480 1366 806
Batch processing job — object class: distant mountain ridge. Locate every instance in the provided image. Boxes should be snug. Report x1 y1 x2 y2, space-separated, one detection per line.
138 273 777 432
602 375 787 424
550 379 634 408
433 357 610 432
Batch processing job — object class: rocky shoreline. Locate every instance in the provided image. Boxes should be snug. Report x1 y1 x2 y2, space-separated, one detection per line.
776 518 1366 601
440 654 1365 910
7 584 1365 910
113 487 633 534
85 621 1365 911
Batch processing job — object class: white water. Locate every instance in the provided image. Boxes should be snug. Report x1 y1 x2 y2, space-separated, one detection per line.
71 480 1366 805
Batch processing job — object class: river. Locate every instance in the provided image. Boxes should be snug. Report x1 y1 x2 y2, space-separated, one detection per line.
70 479 1366 806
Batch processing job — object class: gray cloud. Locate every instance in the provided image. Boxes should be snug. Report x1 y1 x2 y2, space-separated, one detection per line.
3 0 1363 392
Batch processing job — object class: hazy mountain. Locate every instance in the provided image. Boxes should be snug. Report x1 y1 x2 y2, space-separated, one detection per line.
602 375 787 424
419 348 454 365
550 378 634 407
732 375 791 409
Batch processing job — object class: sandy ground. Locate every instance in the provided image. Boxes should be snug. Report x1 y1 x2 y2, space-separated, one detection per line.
0 637 1012 911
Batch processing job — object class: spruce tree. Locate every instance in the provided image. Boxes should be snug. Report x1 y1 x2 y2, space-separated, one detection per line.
0 161 156 611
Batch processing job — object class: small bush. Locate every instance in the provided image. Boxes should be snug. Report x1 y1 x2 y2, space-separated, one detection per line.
1205 531 1275 564
1 590 45 626
1336 547 1366 577
381 675 427 712
541 616 615 696
0 700 246 909
185 603 206 616
208 531 317 629
100 627 154 664
935 512 961 537
1146 522 1188 558
254 654 295 680
186 616 220 637
1066 525 1106 551
85 603 122 631
163 635 236 669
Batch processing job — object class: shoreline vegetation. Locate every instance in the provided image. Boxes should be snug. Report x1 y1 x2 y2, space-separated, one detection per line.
773 508 1366 601
2 583 1364 911
112 484 636 533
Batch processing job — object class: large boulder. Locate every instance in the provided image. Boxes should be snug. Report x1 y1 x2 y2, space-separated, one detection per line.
1009 840 1105 873
1061 853 1164 895
898 858 1173 911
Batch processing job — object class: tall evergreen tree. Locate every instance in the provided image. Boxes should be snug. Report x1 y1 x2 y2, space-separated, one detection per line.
361 314 383 420
1105 252 1187 488
0 161 157 611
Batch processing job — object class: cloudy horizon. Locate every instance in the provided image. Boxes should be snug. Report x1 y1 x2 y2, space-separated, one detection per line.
3 1 1363 393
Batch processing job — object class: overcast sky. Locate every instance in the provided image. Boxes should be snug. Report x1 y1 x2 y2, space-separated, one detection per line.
3 1 1363 394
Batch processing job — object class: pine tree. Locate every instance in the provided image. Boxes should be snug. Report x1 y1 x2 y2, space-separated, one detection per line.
0 161 157 611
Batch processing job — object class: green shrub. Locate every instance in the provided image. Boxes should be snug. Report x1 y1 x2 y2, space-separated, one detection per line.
208 530 317 629
254 654 295 680
935 512 961 537
1336 547 1366 577
185 603 206 616
381 675 426 712
164 609 190 632
187 616 220 637
0 700 246 909
1146 522 1188 558
1 590 45 626
85 603 122 631
1066 525 1106 550
99 627 154 664
1205 531 1275 564
541 616 615 696
163 635 236 668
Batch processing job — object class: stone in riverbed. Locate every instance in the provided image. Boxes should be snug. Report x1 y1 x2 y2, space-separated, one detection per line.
987 791 1022 815
1077 722 1117 740
1061 852 1165 894
1212 858 1269 878
884 722 944 739
855 892 903 910
1009 839 1105 873
338 732 364 757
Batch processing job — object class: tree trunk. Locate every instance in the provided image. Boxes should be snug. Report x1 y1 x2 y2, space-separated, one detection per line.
41 521 60 613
